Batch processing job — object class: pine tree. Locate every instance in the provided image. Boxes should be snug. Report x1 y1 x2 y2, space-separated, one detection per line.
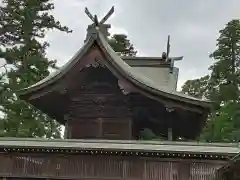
203 20 240 142
0 0 72 138
109 34 137 56
209 20 240 104
181 75 210 100
182 20 240 142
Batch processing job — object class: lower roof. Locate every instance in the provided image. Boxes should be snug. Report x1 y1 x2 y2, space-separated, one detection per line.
0 138 239 158
122 56 183 67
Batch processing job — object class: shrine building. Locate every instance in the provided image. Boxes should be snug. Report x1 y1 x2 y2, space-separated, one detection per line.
0 6 236 180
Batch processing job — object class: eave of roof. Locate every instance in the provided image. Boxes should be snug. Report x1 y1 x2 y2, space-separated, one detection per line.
122 56 167 61
0 138 238 160
18 28 211 109
122 56 183 62
122 56 183 67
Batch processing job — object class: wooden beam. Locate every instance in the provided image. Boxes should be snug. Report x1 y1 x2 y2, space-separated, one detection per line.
168 128 173 141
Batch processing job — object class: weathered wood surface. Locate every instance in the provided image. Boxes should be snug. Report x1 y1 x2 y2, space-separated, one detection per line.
0 153 224 180
217 161 240 180
64 67 132 140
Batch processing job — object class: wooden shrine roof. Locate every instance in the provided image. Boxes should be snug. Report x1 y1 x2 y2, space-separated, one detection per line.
18 28 211 109
0 138 239 160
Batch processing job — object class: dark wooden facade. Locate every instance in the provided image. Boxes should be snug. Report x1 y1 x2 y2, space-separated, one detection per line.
19 45 209 140
0 152 225 180
64 67 132 139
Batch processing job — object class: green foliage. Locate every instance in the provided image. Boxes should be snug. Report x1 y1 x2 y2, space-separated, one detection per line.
209 20 240 105
139 128 156 140
0 0 71 46
139 128 165 140
182 20 240 142
109 34 137 56
0 0 71 138
182 75 210 99
200 102 240 142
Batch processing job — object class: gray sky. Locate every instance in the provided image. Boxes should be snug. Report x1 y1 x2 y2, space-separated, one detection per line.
45 0 239 88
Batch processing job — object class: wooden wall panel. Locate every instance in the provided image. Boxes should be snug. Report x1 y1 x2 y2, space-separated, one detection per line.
70 119 99 139
145 161 173 180
190 162 221 180
124 158 144 179
0 153 225 180
102 120 131 139
64 68 133 140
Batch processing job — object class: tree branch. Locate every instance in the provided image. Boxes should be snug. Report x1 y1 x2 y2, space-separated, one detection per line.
0 63 8 74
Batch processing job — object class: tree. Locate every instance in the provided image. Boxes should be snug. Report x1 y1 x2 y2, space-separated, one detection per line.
182 20 240 142
200 102 240 142
109 34 137 56
0 0 71 138
209 20 240 105
182 75 210 99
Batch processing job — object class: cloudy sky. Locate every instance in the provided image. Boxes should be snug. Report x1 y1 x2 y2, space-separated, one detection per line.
45 0 240 89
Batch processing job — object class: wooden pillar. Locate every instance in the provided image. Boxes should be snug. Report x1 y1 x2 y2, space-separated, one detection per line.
64 122 68 139
123 160 128 179
64 114 71 139
166 162 174 180
128 118 132 139
98 118 103 138
168 127 173 141
166 106 174 141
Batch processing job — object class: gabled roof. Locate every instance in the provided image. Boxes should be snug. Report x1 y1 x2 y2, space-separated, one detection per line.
18 27 211 109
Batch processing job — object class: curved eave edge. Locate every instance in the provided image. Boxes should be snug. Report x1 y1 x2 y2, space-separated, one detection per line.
17 35 96 97
17 28 211 109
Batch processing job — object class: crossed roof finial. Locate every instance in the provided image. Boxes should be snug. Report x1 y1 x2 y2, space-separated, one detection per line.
85 6 114 26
